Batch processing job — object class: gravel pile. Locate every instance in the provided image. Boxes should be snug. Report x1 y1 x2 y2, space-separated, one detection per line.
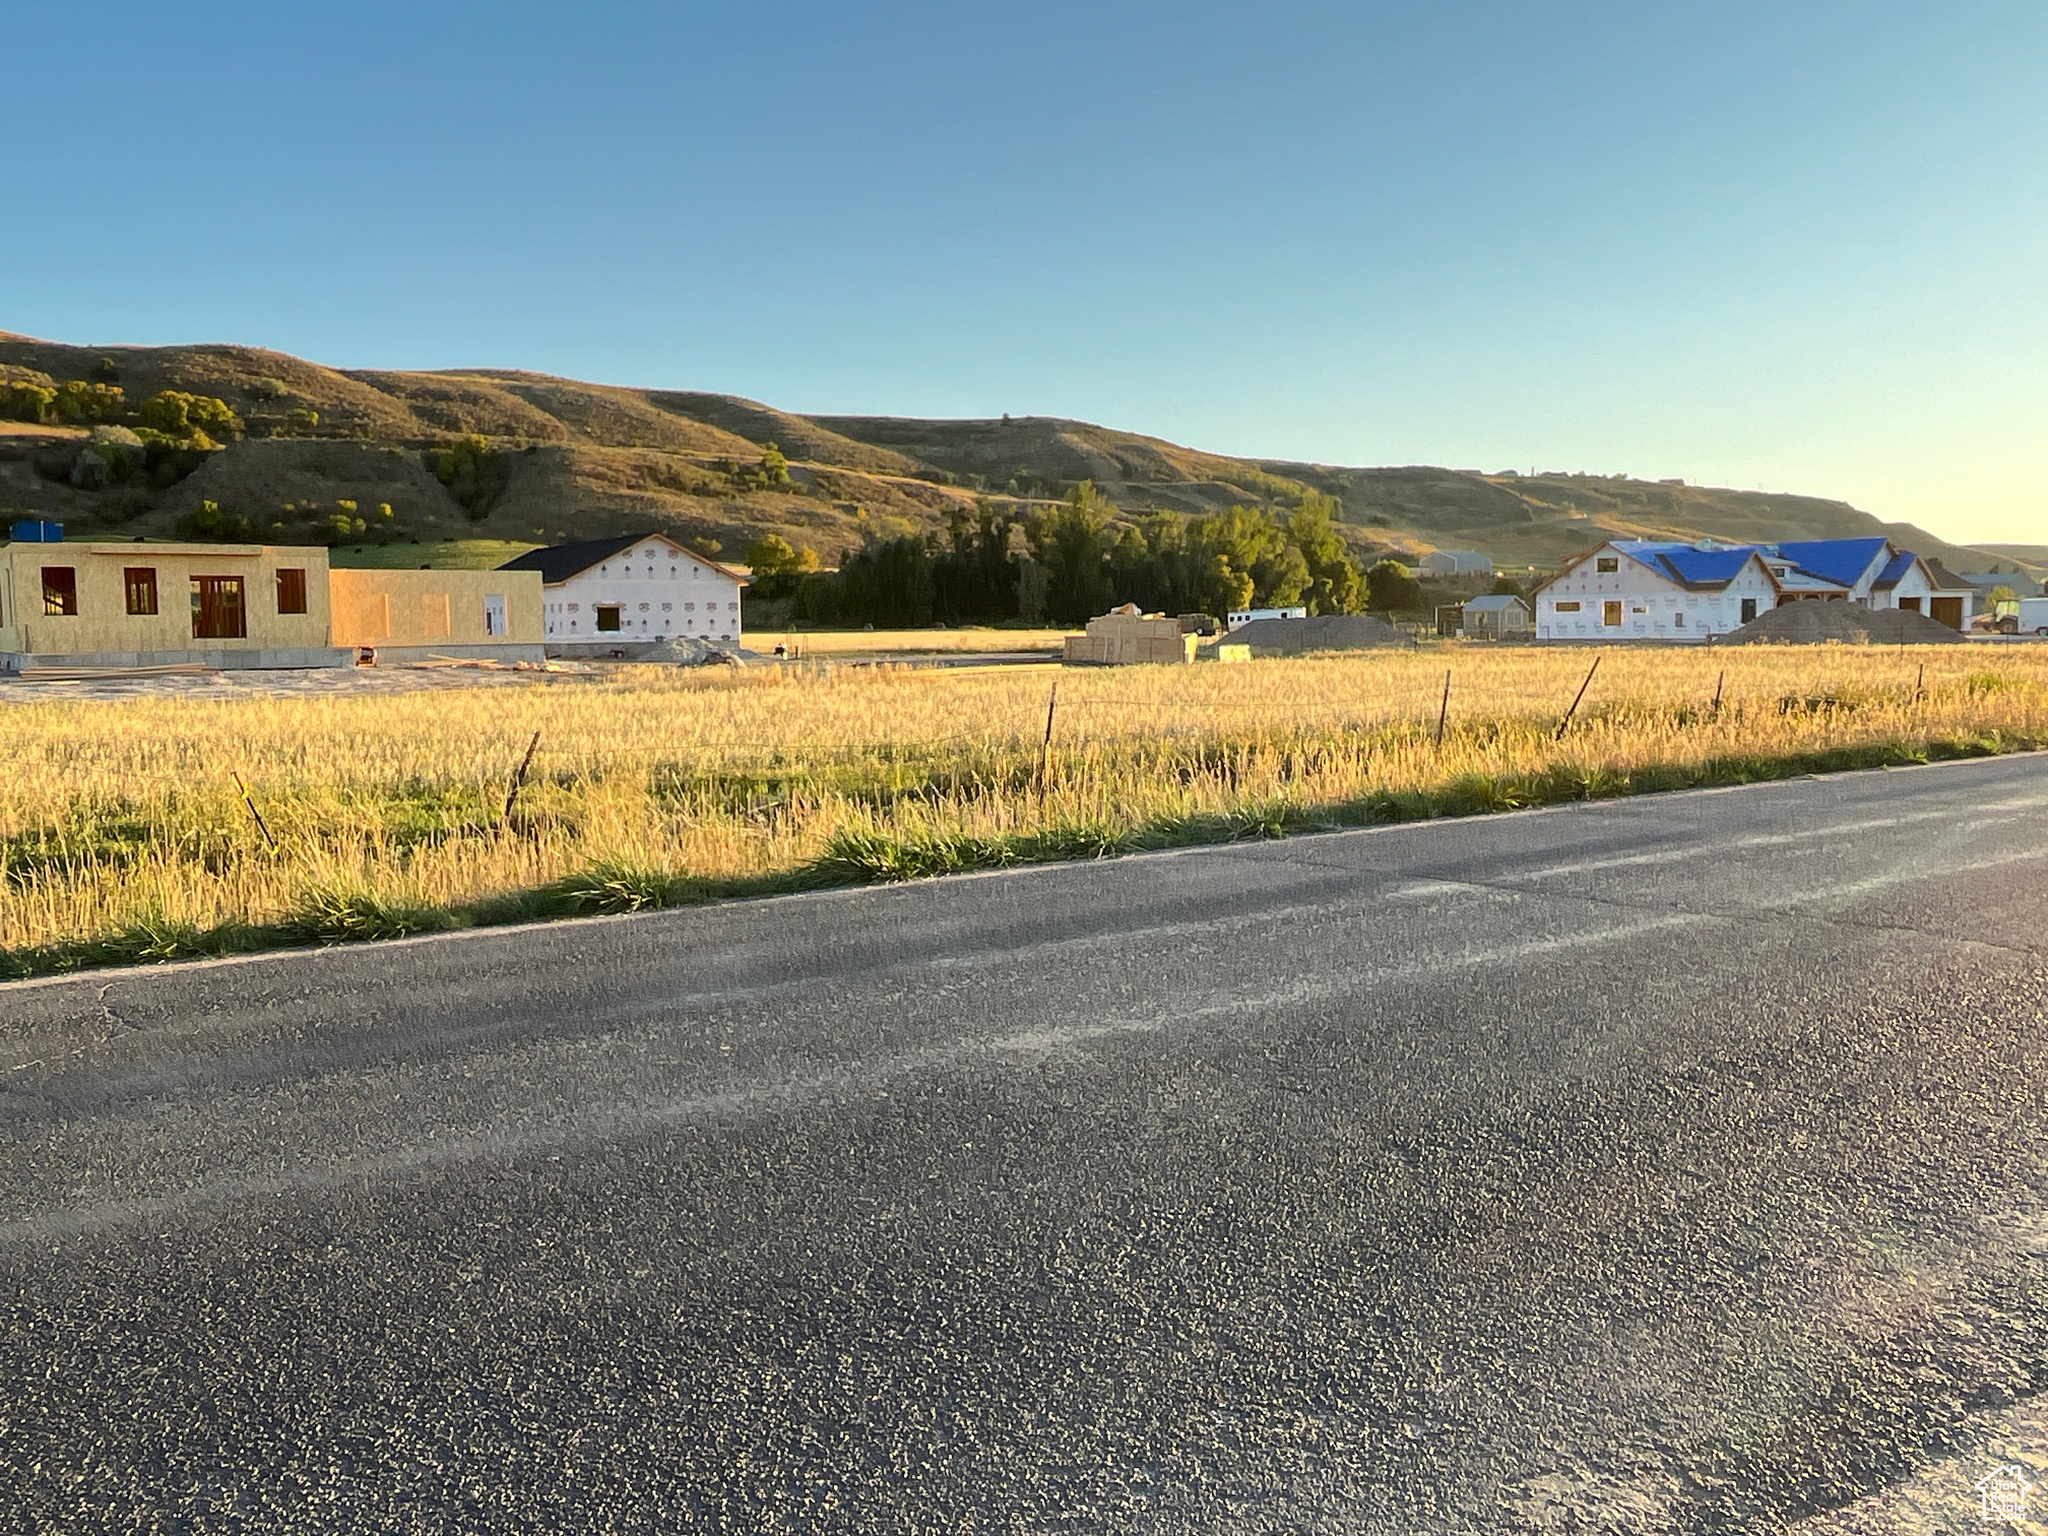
1719 600 1965 645
1225 614 1413 655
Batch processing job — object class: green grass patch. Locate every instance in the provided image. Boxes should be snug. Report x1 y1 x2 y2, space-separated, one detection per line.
326 539 539 570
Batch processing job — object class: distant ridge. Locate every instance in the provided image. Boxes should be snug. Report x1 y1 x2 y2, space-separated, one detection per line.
0 331 2011 575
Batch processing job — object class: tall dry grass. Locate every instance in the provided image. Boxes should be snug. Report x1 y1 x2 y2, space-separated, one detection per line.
2 644 2044 973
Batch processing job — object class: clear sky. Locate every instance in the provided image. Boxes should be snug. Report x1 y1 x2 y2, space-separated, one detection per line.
6 2 2044 544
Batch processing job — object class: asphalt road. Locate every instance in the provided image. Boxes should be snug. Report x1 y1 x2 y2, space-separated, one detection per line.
4 756 2048 1534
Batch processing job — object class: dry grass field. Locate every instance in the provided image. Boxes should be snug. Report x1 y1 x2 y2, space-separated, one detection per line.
766 627 1071 656
3 644 2045 976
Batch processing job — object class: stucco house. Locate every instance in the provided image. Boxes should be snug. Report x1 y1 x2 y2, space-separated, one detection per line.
1531 537 1976 642
501 533 746 655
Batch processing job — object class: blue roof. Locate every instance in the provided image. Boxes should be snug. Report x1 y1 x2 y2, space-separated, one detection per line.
1874 550 1917 587
1771 537 1890 588
1655 546 1757 585
1610 540 1758 589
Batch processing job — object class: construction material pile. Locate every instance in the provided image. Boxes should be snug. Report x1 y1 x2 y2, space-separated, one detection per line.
1224 614 1412 656
1719 601 1964 646
632 636 746 666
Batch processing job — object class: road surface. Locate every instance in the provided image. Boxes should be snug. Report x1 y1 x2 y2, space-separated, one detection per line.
4 755 2047 1533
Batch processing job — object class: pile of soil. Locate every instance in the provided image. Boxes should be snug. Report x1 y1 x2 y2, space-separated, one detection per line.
1719 601 1965 645
1224 614 1413 656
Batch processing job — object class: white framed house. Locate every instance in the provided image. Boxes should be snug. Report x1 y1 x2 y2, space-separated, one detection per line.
501 533 747 654
1532 537 1973 642
1533 541 1780 642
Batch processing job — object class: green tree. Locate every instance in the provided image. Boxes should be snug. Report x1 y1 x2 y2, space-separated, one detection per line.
1287 493 1363 614
837 535 936 626
760 443 792 488
745 534 821 600
933 500 1018 621
1183 505 1306 615
1366 559 1422 615
433 436 505 519
1489 575 1524 596
1026 482 1115 623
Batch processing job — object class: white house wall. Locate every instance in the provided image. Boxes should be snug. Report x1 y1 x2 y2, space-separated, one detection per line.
1535 548 1777 642
542 540 743 644
1879 565 1936 610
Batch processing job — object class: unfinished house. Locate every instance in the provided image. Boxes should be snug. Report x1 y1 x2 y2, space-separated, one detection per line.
328 568 544 664
0 533 349 671
1063 606 1198 665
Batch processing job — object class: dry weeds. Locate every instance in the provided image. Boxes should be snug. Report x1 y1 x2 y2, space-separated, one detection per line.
2 644 2043 973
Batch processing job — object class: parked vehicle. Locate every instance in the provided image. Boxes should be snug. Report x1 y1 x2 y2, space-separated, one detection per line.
1995 596 2048 635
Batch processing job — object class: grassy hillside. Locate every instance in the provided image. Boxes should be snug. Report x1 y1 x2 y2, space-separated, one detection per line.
0 331 2006 575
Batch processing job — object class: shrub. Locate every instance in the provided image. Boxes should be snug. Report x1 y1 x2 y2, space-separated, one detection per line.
52 381 124 423
68 448 110 490
174 499 257 540
1 383 56 423
285 407 319 432
139 390 241 437
432 435 507 519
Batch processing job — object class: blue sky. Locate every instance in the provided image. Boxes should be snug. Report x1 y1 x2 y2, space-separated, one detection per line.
5 2 2045 543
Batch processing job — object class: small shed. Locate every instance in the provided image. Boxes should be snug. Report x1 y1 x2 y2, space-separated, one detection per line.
1461 593 1531 637
1063 606 1197 665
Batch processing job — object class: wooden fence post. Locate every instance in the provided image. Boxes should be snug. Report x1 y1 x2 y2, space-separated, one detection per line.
1037 681 1059 795
232 770 278 851
502 730 541 830
1554 655 1601 740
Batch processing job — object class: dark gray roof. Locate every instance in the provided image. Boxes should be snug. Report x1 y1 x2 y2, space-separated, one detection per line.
1922 558 1973 594
497 534 747 586
497 535 642 583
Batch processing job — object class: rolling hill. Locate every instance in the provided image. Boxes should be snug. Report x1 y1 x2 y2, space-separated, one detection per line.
0 331 2020 576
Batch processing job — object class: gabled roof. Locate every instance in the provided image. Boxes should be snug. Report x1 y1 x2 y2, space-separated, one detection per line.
1461 593 1528 611
1610 540 1767 591
1770 537 1890 589
1871 550 1920 591
1922 558 1973 594
497 533 746 585
497 534 641 583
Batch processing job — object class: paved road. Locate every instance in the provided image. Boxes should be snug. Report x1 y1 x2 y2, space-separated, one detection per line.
4 757 2048 1534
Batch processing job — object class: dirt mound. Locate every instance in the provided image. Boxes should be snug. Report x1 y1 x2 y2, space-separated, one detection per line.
1720 601 1965 645
1226 614 1413 655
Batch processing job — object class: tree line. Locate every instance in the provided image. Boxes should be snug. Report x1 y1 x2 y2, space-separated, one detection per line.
746 484 1427 627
